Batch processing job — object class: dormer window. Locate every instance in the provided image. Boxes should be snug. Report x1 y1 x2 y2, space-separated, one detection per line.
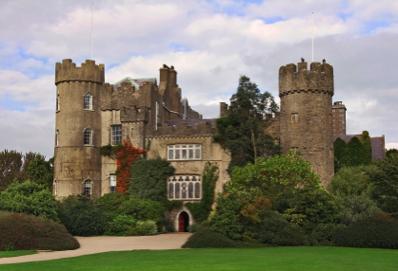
83 93 93 110
83 128 93 145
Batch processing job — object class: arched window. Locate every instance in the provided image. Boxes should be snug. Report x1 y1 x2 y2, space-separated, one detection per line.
168 175 201 200
83 128 93 145
83 180 92 197
83 93 93 110
55 129 59 147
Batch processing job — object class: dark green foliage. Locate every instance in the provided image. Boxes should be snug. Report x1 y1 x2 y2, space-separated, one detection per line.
118 196 165 223
251 210 306 246
0 212 79 251
211 153 340 243
186 163 218 223
386 149 398 158
369 154 398 213
310 223 345 245
95 192 128 221
330 166 379 224
105 215 137 235
333 216 398 248
129 158 175 202
214 75 279 170
0 180 58 220
0 150 22 191
99 144 122 157
24 154 53 189
334 131 372 172
182 229 239 248
58 196 106 236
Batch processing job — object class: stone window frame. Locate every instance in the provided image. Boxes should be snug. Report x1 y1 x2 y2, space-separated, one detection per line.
109 174 117 193
167 144 202 161
83 128 93 146
167 175 201 201
55 129 59 147
83 93 93 111
82 179 92 197
111 124 122 145
290 112 299 123
56 91 60 112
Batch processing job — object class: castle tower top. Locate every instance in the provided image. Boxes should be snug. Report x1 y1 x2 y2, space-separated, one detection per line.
55 59 105 85
279 58 333 97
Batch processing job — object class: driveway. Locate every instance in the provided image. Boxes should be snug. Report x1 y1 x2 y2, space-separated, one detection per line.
0 233 191 265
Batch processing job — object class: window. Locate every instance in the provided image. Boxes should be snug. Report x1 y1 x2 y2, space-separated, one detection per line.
167 175 201 200
83 128 93 145
55 129 59 147
111 125 122 145
53 179 57 196
56 93 60 111
83 180 92 197
291 113 299 123
83 93 93 110
167 144 202 160
109 174 117 193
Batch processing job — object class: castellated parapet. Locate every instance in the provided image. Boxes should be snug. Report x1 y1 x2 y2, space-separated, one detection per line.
279 59 334 186
55 59 105 85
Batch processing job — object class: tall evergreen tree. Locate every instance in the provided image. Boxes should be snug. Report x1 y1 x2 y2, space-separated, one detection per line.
215 76 279 170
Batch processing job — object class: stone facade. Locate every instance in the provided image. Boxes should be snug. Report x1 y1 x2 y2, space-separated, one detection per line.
332 101 347 139
264 59 335 186
53 59 229 230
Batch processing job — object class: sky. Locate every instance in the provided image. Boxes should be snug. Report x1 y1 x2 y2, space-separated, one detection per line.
0 0 398 158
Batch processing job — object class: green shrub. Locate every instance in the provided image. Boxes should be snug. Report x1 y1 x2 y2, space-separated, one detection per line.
58 196 106 236
0 212 79 250
333 216 398 248
129 220 157 236
96 193 128 221
182 229 239 248
250 210 306 246
119 196 164 223
0 180 58 220
309 223 345 245
105 215 136 236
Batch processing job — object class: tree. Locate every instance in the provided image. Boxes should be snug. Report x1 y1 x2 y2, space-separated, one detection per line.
0 150 22 191
0 180 58 220
211 153 339 242
25 155 53 189
128 158 175 202
330 166 379 224
369 154 398 213
215 75 279 170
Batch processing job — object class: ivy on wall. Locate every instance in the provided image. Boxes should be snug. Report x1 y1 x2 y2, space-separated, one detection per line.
186 162 219 223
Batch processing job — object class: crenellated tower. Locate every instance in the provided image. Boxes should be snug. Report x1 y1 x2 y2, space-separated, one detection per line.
54 59 105 198
279 58 334 186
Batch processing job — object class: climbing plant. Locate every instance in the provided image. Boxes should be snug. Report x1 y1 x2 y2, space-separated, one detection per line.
115 140 145 193
186 163 219 223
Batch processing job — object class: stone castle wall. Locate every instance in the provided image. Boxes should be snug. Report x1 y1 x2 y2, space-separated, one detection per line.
279 60 334 186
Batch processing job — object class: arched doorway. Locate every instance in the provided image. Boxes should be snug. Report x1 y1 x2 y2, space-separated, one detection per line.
178 211 189 232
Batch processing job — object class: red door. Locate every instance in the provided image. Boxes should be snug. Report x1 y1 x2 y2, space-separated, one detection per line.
178 212 189 232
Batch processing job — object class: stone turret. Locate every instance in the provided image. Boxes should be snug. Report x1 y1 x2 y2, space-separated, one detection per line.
53 59 105 198
279 58 334 186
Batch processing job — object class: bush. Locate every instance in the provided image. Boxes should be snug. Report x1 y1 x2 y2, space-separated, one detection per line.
105 215 137 236
0 180 58 220
250 210 306 246
58 196 106 236
183 229 239 248
119 196 164 223
0 212 79 250
96 193 128 221
129 220 157 236
333 216 398 248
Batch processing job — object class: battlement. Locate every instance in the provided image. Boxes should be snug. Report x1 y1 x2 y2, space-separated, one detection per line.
279 59 333 97
55 59 105 85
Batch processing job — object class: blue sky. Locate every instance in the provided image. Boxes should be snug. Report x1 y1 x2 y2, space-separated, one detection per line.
0 0 398 157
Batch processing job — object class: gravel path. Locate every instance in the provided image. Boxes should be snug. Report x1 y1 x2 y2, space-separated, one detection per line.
0 233 191 265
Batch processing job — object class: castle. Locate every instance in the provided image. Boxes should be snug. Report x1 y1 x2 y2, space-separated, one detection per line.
53 57 380 231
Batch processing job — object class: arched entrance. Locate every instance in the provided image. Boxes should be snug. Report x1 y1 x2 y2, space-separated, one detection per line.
178 211 189 232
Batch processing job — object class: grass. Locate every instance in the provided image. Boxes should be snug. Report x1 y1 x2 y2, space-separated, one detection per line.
1 247 398 271
0 251 36 258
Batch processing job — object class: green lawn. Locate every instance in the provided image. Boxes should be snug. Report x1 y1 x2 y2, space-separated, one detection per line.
0 251 36 258
1 247 398 271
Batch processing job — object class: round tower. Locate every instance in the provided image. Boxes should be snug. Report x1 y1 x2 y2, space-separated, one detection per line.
54 59 105 198
279 59 334 186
